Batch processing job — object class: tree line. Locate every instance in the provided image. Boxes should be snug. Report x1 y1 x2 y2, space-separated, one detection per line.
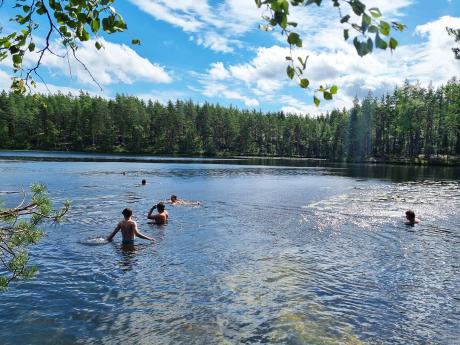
0 78 459 161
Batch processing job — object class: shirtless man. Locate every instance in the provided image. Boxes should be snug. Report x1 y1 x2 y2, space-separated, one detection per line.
148 202 169 225
107 208 155 244
405 210 420 226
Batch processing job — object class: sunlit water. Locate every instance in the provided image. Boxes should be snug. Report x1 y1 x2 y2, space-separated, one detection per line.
0 152 459 344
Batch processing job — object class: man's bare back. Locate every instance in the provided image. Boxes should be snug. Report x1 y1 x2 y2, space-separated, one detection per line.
107 208 155 243
118 219 136 241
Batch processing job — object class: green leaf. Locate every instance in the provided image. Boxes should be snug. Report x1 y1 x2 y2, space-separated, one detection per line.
313 96 320 107
350 0 366 16
344 29 349 41
28 42 35 52
330 85 338 94
368 25 378 33
131 39 141 45
362 13 371 27
91 19 100 32
389 37 398 51
95 41 102 50
369 7 382 18
340 15 351 24
375 33 387 50
324 91 332 100
287 32 302 47
379 21 391 36
12 54 22 65
300 79 309 88
286 65 295 79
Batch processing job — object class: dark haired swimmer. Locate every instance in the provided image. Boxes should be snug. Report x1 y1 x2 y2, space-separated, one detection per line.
107 208 155 244
405 210 420 226
148 202 169 225
169 194 200 206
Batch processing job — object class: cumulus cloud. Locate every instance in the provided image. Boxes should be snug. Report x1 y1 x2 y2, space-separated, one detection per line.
19 37 172 88
196 14 460 115
208 62 231 80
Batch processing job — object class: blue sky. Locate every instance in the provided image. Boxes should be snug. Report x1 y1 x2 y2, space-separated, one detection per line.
0 0 459 115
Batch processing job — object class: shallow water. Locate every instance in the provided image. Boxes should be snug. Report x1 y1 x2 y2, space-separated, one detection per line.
0 152 459 344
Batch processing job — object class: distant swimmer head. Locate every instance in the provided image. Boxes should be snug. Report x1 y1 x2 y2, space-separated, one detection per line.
170 194 177 203
157 202 165 212
141 179 146 185
405 210 416 221
122 208 133 219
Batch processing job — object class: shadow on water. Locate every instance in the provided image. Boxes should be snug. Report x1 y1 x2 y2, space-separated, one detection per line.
1 150 459 182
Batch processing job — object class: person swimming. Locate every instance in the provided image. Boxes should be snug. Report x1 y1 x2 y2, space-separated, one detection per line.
169 194 200 206
141 179 146 185
148 202 169 225
107 208 155 244
170 194 180 204
405 210 420 226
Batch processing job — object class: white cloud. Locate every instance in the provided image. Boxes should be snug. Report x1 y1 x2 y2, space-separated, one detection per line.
195 14 460 115
201 80 259 107
21 38 172 88
0 70 12 90
208 62 231 80
0 68 103 96
136 89 187 104
129 0 263 52
128 0 418 56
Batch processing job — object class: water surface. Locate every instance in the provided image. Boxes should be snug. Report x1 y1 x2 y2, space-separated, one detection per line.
0 152 459 344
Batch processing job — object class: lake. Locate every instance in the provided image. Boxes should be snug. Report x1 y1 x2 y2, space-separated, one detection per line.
0 151 459 345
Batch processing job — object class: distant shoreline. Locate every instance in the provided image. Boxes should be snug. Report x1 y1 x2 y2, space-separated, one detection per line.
1 149 459 167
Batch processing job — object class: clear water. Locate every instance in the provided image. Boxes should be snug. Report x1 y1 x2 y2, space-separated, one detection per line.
0 152 459 345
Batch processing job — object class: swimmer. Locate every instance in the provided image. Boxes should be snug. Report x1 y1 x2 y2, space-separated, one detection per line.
169 194 200 206
141 179 146 185
405 210 420 226
170 194 182 204
148 202 169 225
107 208 155 244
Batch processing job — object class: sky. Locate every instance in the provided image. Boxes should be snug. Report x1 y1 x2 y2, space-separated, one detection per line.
0 0 459 116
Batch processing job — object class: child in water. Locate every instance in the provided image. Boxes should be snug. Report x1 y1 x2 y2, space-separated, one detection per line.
405 210 420 226
148 202 169 225
107 208 155 244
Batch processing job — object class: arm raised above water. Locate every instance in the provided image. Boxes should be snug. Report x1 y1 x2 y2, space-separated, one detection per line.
147 205 157 220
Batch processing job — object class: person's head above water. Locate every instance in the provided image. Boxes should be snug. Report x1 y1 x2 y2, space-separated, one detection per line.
405 210 415 221
122 208 133 219
141 179 146 185
170 195 177 202
157 202 165 212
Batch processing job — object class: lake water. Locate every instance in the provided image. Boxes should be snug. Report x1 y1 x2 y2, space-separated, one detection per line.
0 151 459 345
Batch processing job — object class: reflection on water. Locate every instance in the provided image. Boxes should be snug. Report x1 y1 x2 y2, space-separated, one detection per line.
0 153 459 345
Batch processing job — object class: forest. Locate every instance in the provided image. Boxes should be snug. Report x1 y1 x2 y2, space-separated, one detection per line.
0 78 459 163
